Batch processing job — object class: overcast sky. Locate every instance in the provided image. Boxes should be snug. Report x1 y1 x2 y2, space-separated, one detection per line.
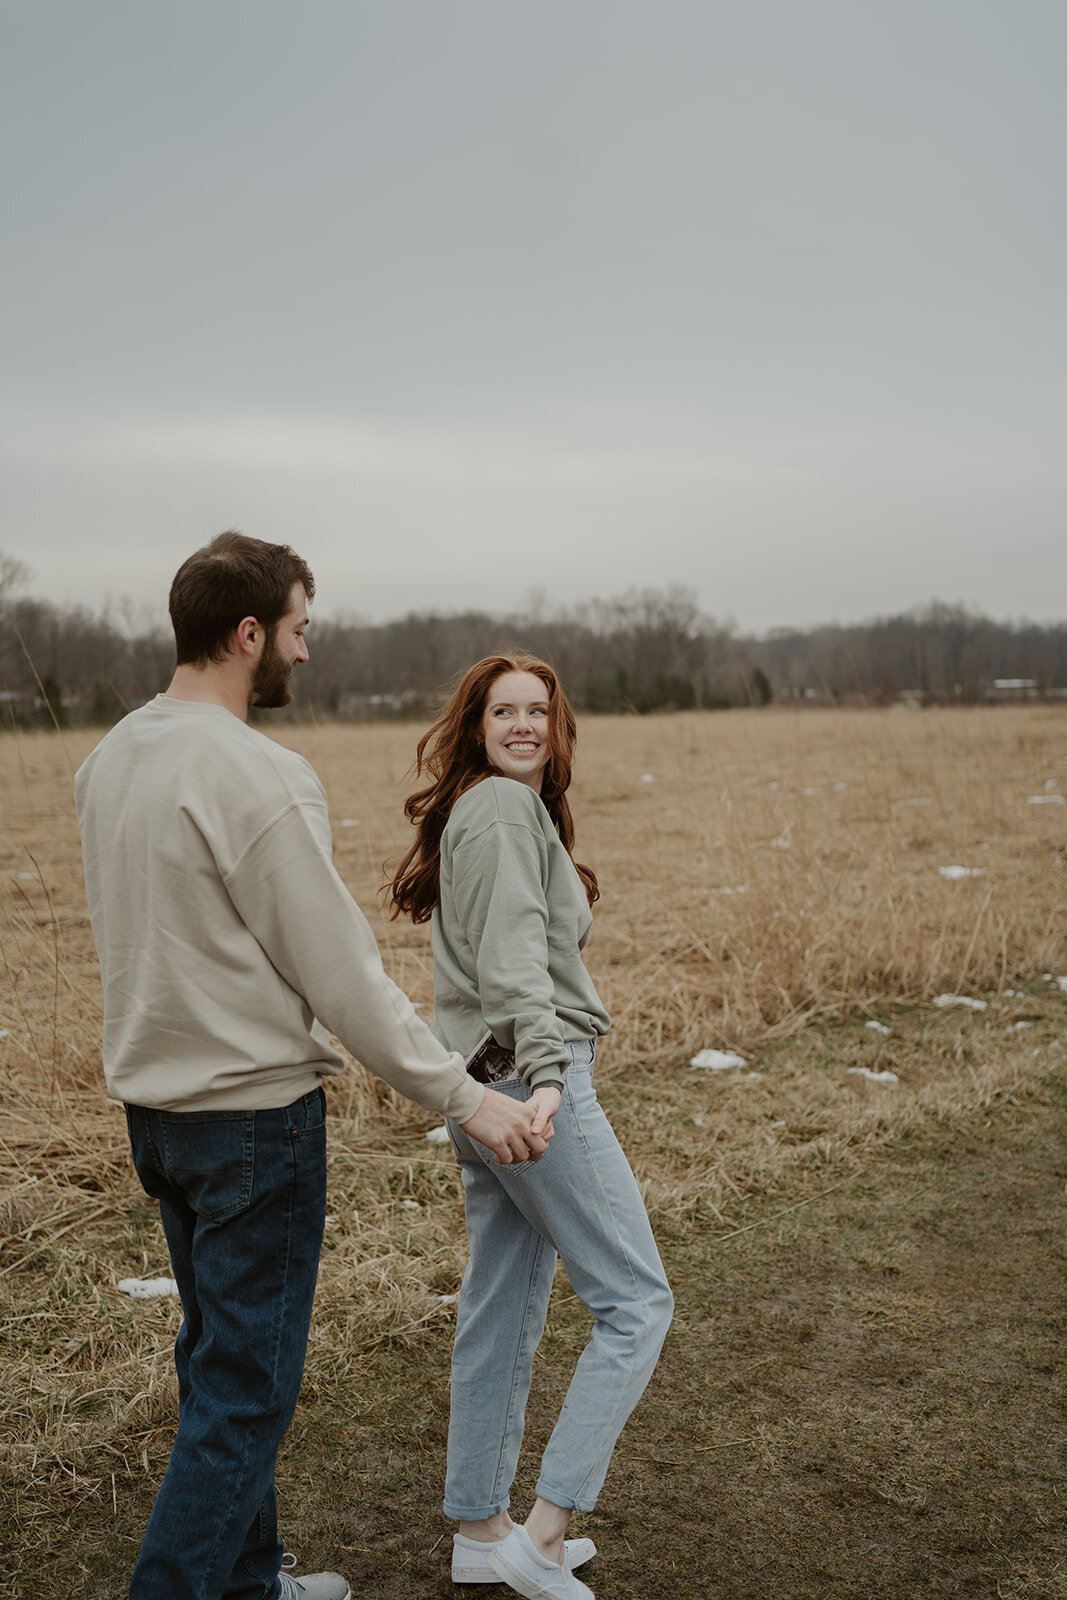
2 1 1064 634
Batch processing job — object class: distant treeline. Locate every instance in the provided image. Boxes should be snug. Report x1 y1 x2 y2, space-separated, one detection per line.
1 553 1065 727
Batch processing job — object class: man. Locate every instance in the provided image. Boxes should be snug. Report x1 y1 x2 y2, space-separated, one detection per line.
75 532 551 1600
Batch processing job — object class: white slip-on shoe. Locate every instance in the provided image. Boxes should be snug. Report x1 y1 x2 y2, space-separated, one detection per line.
452 1531 597 1584
486 1527 595 1600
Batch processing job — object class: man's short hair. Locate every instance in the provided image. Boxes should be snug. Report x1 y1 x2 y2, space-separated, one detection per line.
169 531 316 665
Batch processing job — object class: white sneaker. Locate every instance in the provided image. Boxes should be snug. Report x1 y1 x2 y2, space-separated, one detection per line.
452 1530 597 1584
486 1527 595 1599
277 1569 351 1599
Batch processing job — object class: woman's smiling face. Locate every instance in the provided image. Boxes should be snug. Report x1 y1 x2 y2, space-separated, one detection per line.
481 670 552 792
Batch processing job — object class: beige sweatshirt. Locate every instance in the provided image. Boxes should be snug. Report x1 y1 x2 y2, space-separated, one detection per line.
75 695 483 1118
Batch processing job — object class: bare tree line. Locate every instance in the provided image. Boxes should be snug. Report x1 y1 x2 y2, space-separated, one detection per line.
1 552 1064 727
750 603 1067 703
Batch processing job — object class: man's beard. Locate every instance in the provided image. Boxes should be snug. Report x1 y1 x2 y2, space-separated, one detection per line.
250 628 294 709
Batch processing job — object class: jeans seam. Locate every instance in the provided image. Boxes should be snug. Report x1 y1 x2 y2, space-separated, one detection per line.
206 1123 295 1597
557 1103 663 1503
266 1120 298 1417
491 1230 550 1502
203 1393 258 1592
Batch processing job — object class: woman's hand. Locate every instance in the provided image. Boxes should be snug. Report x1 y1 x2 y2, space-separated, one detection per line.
460 1087 552 1164
528 1084 561 1139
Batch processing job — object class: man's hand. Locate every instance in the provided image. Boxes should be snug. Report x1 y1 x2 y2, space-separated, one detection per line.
459 1086 554 1165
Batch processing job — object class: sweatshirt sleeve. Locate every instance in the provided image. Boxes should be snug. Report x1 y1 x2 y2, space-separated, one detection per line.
224 799 485 1122
450 808 571 1089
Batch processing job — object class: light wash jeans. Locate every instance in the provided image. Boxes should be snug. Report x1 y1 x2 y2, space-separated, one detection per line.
125 1089 327 1600
443 1039 673 1519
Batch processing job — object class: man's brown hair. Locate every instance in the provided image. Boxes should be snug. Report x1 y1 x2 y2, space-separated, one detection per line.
168 531 315 665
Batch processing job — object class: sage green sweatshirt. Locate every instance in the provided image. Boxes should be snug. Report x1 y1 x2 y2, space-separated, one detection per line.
75 695 483 1119
431 776 610 1088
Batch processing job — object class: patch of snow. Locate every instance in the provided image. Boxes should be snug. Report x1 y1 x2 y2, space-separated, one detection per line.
640 773 655 783
770 1119 787 1129
865 1020 892 1036
894 797 932 807
337 818 360 827
117 1277 179 1299
1056 976 1067 992
401 1199 421 1209
802 786 823 796
939 865 985 880
767 780 781 790
425 1124 451 1143
1028 793 1065 805
690 1049 747 1070
17 872 36 880
1010 1021 1033 1031
1045 778 1058 791
933 994 987 1011
833 782 848 792
848 1067 899 1084
437 1293 460 1305
691 1113 706 1127
770 832 792 850
746 1072 764 1080
709 884 749 896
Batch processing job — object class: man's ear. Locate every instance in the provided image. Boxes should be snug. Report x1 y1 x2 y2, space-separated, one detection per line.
234 615 260 656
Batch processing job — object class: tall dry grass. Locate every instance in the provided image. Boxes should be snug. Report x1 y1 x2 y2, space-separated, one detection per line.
2 704 1065 1198
272 702 1067 1062
1 705 1065 1534
563 703 1067 1063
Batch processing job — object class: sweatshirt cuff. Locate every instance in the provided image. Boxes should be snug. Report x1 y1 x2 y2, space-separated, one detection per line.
439 1071 486 1123
527 1065 567 1092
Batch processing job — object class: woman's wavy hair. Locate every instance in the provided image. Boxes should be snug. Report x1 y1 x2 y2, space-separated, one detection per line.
387 653 599 924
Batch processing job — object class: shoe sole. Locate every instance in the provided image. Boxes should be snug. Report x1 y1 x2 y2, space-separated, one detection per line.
486 1552 594 1600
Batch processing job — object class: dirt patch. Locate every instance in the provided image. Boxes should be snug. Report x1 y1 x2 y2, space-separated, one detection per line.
613 1080 1067 1599
297 1074 1064 1600
272 1074 1065 1598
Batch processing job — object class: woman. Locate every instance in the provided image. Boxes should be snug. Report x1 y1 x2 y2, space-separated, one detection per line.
389 654 672 1600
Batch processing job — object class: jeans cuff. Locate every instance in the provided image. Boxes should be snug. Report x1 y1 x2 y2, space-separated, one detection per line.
443 1496 511 1522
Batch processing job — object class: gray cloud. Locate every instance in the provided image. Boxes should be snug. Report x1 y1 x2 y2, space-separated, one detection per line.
2 1 1064 629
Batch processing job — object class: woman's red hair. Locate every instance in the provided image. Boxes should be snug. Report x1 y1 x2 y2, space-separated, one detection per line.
388 654 599 924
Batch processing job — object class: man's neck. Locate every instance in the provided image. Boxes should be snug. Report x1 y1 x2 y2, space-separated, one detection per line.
165 663 251 722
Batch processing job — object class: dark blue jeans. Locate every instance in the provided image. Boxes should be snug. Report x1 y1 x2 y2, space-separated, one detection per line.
125 1089 327 1600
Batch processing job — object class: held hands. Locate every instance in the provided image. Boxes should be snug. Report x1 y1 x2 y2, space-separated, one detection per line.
459 1085 557 1165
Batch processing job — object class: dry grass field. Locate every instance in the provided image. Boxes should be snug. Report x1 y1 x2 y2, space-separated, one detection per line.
2 704 1065 1599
